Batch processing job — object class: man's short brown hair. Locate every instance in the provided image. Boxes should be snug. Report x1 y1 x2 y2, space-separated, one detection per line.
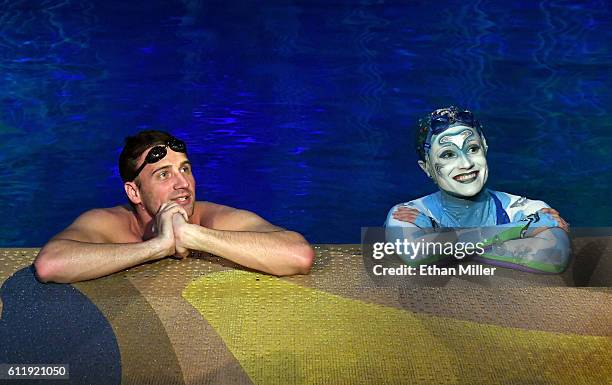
118 130 176 183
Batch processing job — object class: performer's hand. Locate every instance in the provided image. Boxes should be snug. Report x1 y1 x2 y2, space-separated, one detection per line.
392 206 421 223
538 208 570 233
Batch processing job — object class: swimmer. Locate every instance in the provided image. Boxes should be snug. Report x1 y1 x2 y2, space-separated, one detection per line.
34 131 314 282
384 106 571 273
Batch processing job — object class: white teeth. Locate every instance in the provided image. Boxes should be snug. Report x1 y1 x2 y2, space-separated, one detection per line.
455 172 478 181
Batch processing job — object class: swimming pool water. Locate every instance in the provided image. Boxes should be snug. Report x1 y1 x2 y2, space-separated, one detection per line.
0 0 610 246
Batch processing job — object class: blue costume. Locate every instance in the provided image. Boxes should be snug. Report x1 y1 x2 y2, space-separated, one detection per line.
385 189 549 229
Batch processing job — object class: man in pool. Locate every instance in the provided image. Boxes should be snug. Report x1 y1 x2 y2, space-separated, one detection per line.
384 106 571 273
34 130 314 283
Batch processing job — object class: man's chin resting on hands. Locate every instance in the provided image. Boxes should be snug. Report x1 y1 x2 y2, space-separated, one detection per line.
34 130 314 283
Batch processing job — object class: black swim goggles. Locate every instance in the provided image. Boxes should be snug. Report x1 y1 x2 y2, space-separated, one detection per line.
130 138 187 181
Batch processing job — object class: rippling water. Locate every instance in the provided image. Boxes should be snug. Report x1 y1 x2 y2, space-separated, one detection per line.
0 0 610 246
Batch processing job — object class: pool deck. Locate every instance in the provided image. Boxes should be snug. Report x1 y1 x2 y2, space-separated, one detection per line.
0 239 610 385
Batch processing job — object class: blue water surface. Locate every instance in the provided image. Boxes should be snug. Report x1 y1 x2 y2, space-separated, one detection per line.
0 0 610 245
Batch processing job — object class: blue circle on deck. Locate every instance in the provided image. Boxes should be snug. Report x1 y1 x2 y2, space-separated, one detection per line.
0 266 121 384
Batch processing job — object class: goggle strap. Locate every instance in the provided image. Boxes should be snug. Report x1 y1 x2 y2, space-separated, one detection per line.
130 138 186 181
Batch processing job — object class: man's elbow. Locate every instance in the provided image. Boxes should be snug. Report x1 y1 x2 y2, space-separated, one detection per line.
273 234 315 276
292 242 315 275
33 251 59 283
33 247 71 283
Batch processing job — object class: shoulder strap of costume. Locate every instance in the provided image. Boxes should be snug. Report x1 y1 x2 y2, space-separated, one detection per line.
489 191 511 225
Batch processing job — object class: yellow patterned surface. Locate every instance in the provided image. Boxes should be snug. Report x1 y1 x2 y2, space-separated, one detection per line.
183 270 611 385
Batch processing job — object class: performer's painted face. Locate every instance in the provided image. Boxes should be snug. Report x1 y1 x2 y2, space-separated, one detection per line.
419 125 488 197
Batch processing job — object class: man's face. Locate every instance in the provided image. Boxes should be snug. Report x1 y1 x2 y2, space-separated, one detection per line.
423 125 488 197
133 146 196 217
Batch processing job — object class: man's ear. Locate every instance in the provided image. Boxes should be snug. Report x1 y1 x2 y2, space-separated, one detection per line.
418 160 432 178
124 182 142 206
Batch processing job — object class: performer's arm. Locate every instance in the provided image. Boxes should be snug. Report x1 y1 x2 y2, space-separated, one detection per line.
385 207 570 273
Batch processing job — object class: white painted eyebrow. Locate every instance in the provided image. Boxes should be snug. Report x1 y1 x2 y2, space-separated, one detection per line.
438 129 473 149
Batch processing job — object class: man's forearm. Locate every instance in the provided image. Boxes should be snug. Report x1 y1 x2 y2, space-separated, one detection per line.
180 224 314 276
34 238 169 283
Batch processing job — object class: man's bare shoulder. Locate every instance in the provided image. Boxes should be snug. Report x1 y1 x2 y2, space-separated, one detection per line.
194 201 278 231
194 201 236 227
77 206 134 226
51 205 137 243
